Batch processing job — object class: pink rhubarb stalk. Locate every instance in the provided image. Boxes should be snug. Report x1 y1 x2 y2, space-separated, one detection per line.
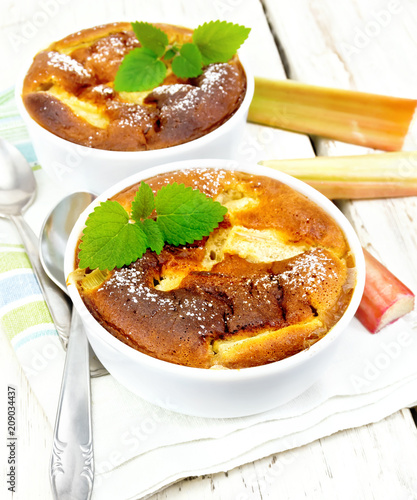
249 77 417 151
356 248 415 333
261 151 417 200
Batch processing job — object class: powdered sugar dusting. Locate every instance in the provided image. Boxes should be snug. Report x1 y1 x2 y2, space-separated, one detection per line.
199 63 230 95
46 51 91 78
101 267 172 307
88 34 129 64
183 167 230 194
108 101 153 129
91 84 115 97
149 63 236 116
151 83 199 113
149 168 231 196
280 249 338 297
152 84 190 96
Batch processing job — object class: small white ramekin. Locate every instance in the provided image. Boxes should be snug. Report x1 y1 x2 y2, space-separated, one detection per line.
15 56 254 195
64 158 365 418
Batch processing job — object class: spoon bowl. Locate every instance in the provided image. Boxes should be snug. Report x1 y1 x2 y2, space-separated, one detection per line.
40 192 96 293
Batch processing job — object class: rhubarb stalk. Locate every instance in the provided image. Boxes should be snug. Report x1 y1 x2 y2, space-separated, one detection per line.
356 248 415 333
261 152 417 199
249 77 417 151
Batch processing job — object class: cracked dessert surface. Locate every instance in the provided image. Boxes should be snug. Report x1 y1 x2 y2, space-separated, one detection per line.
73 168 356 369
21 22 247 151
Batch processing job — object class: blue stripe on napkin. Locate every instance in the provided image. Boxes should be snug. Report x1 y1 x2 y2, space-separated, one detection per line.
0 273 41 307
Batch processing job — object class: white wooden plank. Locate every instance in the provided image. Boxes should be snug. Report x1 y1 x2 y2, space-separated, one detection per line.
262 0 417 95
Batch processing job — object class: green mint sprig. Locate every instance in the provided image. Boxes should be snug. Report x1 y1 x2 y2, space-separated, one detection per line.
78 182 228 271
114 20 250 92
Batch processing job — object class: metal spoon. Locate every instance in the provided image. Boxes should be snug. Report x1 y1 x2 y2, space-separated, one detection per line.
40 192 108 500
0 137 71 346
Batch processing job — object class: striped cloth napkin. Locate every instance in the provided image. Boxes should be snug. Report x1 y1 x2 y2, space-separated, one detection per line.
0 87 54 352
2 87 417 500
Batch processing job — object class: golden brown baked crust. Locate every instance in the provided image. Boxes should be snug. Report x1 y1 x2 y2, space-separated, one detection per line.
73 168 356 369
21 22 247 151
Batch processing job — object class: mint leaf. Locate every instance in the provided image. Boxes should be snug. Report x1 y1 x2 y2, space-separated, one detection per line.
139 218 165 254
132 21 168 57
171 43 203 78
131 182 155 221
113 47 166 92
155 183 227 246
193 20 251 65
78 201 147 270
164 47 178 61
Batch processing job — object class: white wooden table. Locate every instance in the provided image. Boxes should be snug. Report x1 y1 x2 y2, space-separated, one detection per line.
2 0 417 498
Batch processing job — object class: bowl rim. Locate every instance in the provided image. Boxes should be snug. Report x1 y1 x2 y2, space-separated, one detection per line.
64 158 366 381
14 48 254 158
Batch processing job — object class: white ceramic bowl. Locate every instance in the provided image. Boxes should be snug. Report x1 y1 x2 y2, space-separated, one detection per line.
64 159 365 418
15 55 253 195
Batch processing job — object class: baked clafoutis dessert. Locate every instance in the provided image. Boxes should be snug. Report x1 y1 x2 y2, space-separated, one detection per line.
21 22 247 151
69 168 357 369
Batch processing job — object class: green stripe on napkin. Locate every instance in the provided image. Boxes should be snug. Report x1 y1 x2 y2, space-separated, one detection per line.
1 301 52 341
0 251 32 273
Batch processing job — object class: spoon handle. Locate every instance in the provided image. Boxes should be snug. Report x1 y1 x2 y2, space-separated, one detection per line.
50 308 94 500
10 214 71 347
